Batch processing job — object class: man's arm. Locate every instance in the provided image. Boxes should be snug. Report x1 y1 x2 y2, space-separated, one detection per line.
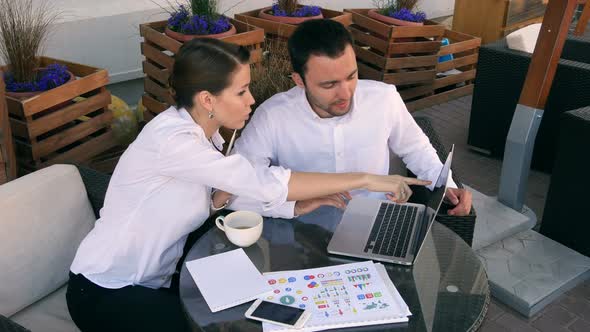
386 88 455 188
386 87 472 216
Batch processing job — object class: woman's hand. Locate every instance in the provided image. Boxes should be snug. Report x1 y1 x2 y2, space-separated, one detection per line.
211 190 232 210
364 174 431 203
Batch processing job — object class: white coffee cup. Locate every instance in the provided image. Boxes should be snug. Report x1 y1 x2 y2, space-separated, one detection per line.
215 211 263 247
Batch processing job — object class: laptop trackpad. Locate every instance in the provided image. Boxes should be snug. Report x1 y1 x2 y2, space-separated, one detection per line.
328 198 380 253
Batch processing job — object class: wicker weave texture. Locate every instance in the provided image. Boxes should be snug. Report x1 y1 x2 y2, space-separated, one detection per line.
468 37 590 172
414 117 477 246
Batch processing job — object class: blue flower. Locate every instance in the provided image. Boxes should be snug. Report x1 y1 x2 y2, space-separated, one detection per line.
168 5 190 31
271 4 287 17
388 8 426 23
292 5 321 17
4 63 70 93
167 5 231 35
210 16 230 34
270 3 320 17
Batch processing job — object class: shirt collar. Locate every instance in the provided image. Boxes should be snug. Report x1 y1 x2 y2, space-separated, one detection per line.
177 107 225 150
295 86 357 124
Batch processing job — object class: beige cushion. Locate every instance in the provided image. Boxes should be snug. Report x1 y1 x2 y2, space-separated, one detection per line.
506 23 542 53
11 286 80 332
0 165 95 316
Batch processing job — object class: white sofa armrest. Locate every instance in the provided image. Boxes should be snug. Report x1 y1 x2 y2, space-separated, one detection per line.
0 165 95 316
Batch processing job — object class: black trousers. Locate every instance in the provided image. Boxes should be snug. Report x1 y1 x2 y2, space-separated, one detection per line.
66 272 192 332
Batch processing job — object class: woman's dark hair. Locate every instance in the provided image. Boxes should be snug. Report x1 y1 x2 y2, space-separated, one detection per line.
169 38 250 109
288 19 353 81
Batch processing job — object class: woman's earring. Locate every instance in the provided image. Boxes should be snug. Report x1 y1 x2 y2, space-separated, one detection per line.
208 110 215 119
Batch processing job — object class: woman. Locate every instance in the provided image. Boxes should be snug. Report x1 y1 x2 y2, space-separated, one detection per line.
66 39 429 332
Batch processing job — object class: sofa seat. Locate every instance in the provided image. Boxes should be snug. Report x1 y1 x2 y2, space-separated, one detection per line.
11 286 79 332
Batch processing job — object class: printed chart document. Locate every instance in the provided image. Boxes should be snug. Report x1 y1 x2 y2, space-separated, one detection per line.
260 261 411 331
185 248 272 312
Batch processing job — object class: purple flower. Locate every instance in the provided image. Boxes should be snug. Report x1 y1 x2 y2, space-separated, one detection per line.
168 5 231 36
181 15 209 34
4 63 70 93
292 5 321 17
168 5 190 31
271 4 287 17
270 3 320 17
388 8 426 23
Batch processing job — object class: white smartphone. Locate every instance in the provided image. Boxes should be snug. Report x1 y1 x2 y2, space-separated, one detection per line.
245 299 312 329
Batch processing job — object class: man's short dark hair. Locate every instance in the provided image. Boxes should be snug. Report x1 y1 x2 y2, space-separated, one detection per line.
288 19 353 80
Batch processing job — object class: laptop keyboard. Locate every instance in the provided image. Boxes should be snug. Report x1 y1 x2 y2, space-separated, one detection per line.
364 203 418 258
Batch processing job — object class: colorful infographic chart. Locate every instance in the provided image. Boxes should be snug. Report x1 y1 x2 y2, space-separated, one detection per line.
261 261 410 332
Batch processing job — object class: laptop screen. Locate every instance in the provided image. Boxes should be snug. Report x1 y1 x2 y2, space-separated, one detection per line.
413 145 454 260
426 145 455 233
425 145 454 221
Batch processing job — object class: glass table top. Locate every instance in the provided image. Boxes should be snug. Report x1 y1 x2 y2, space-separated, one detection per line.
179 208 489 332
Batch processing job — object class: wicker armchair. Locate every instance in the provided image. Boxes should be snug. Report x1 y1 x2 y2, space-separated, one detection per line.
413 117 477 247
468 36 590 172
540 107 590 256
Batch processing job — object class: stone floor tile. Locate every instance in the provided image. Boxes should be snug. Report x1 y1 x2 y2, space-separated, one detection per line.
568 318 590 332
559 294 590 320
531 306 577 332
479 319 512 332
494 311 539 332
486 301 509 321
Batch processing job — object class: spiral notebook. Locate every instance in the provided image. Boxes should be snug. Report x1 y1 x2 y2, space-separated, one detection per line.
185 249 273 312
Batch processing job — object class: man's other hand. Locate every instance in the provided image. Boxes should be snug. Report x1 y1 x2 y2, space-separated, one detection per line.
445 188 472 216
294 192 352 216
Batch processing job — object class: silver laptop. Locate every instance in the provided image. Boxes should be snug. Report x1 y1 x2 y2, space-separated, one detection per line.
327 146 454 265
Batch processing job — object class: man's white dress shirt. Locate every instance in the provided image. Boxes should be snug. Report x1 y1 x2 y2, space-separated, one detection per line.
229 80 455 218
70 107 290 289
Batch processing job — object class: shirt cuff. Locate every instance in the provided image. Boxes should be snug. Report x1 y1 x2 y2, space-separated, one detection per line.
271 200 297 219
261 168 291 211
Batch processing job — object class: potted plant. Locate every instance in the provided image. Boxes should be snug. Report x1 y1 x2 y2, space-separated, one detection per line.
369 0 427 26
163 0 236 42
0 0 74 99
236 1 351 39
0 0 116 172
250 39 295 109
259 0 323 25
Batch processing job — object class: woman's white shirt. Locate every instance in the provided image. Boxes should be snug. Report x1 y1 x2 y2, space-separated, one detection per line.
70 107 290 289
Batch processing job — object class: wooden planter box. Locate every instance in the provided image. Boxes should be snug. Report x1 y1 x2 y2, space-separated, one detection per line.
235 8 352 39
139 18 264 121
405 29 481 112
0 74 16 183
3 57 116 174
345 9 446 102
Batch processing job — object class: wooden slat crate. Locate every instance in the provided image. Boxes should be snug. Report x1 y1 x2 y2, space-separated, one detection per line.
3 57 116 174
235 8 352 39
345 9 446 101
139 18 265 120
405 29 481 112
0 74 15 183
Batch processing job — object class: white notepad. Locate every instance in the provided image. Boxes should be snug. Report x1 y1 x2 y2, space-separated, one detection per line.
185 248 272 312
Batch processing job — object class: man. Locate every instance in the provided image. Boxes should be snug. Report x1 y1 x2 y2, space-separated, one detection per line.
227 19 471 219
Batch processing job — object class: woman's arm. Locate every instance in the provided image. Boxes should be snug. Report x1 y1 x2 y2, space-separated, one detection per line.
213 172 430 209
287 172 430 202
